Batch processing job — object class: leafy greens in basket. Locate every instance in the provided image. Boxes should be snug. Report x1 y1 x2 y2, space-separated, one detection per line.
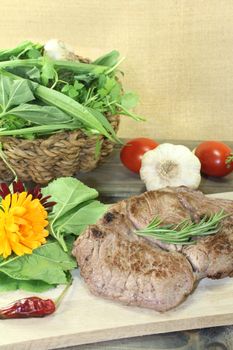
0 40 143 141
0 177 108 292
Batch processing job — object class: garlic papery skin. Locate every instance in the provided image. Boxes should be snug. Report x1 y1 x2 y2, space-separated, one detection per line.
44 39 76 61
140 143 201 191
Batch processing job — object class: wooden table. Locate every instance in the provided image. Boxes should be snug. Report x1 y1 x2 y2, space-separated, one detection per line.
67 140 233 350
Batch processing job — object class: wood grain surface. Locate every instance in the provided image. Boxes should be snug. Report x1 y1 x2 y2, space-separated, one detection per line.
0 262 233 350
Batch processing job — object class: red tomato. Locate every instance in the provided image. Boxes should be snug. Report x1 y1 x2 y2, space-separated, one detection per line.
194 141 233 177
120 138 159 173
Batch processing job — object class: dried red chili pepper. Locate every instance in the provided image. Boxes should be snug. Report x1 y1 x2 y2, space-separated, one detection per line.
0 297 56 319
0 281 71 319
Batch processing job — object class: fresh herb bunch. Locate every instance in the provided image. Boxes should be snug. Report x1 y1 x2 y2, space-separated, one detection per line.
135 210 228 245
0 40 143 141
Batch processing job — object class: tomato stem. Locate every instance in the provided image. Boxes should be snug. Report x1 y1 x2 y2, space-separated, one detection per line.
226 153 233 166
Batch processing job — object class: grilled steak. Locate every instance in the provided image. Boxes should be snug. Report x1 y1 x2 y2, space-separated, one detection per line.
72 187 233 312
183 219 233 279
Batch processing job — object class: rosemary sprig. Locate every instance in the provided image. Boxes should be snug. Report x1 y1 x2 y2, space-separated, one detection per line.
135 210 228 245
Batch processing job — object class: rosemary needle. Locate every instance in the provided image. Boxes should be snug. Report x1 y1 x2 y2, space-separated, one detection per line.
135 210 228 245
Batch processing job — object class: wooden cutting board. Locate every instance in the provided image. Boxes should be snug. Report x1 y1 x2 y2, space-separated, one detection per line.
0 192 232 350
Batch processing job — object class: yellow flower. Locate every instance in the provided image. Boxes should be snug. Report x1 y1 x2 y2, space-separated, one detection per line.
0 192 49 259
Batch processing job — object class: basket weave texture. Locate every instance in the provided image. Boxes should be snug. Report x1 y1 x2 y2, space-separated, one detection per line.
0 54 120 184
0 114 120 184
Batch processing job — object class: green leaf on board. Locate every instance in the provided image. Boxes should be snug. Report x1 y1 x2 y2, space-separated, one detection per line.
42 177 100 250
53 200 108 236
0 240 76 285
0 272 57 292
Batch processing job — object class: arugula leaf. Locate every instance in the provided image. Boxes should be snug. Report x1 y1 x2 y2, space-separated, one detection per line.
0 240 76 285
7 104 73 125
17 279 56 292
43 177 99 217
53 200 108 236
6 80 35 109
0 75 35 113
42 177 108 253
0 272 18 291
42 177 99 250
0 41 42 61
0 272 56 292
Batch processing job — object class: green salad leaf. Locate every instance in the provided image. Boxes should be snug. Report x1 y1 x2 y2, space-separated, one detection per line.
53 200 108 237
0 177 108 292
0 74 78 135
0 240 76 285
43 177 99 217
93 50 120 67
0 273 56 292
7 104 73 125
0 69 116 141
42 177 107 251
0 40 143 141
0 41 43 61
0 272 18 292
121 91 139 110
0 75 35 112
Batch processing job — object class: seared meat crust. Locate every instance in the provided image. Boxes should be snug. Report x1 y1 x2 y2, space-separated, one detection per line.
72 187 233 312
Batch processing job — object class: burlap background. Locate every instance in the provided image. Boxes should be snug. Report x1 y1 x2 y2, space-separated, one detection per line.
1 0 233 141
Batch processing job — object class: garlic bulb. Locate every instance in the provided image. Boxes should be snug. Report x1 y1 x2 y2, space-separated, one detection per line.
44 39 77 61
140 143 201 191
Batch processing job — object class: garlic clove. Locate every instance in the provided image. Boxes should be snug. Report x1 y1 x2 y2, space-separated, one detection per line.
44 39 77 61
140 143 201 191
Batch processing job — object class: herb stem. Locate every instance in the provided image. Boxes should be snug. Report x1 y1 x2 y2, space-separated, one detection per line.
115 103 145 121
135 210 228 245
0 58 109 75
105 56 125 74
54 279 73 308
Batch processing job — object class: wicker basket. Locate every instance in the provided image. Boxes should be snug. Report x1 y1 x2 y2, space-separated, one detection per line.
0 113 120 184
0 52 121 184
